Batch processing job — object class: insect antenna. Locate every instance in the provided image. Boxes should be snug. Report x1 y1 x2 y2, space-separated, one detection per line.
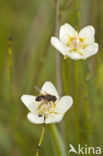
35 86 41 92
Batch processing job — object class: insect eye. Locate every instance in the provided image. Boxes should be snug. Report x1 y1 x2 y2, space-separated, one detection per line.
53 96 56 102
36 96 42 101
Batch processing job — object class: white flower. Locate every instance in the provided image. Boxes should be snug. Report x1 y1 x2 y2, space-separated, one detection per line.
21 81 73 124
51 23 99 60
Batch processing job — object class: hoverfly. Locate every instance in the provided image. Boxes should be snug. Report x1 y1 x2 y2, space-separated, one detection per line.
35 94 57 103
35 86 57 103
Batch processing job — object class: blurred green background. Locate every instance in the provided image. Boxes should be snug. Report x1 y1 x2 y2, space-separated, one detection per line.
0 0 103 155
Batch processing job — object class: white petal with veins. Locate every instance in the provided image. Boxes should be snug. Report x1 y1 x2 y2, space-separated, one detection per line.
27 112 44 124
41 81 59 98
51 37 70 56
45 113 63 124
59 23 76 45
21 95 38 113
66 51 84 60
82 43 99 59
79 26 95 45
55 96 73 114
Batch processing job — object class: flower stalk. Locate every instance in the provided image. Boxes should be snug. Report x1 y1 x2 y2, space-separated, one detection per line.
55 0 62 96
8 36 13 102
74 0 81 144
55 0 66 149
74 61 81 143
36 123 45 156
75 0 80 30
80 62 91 143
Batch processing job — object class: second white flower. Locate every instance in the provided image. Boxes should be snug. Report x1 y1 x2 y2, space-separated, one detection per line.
51 23 99 60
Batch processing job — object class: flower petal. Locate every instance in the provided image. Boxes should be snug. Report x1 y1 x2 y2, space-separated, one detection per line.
27 112 44 124
55 96 73 114
59 23 76 45
40 81 59 98
51 37 85 60
66 51 83 60
65 42 98 60
82 43 99 58
21 95 38 113
45 113 63 124
79 26 95 45
51 37 70 56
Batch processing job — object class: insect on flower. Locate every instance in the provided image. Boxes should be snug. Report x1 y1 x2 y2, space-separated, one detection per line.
21 81 73 124
35 93 57 103
51 23 99 60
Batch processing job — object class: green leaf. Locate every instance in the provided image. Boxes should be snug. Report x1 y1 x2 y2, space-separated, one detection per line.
49 124 67 156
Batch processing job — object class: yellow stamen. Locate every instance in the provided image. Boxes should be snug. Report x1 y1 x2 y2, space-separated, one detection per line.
67 35 86 51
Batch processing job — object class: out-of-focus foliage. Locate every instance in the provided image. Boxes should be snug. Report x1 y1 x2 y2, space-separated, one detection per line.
0 0 103 155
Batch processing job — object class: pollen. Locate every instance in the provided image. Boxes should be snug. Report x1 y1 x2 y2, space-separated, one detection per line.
38 102 56 115
67 36 86 51
79 38 84 42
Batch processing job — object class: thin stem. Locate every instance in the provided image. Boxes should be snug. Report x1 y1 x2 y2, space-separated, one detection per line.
8 36 13 102
8 36 16 136
35 123 45 156
75 0 80 30
55 0 59 36
81 62 91 144
55 0 65 143
55 0 62 96
74 61 81 143
74 0 81 144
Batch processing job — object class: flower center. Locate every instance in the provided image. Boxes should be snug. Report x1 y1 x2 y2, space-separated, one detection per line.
38 101 56 115
67 37 85 51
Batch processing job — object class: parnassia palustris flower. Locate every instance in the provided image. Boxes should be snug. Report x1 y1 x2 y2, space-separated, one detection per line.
51 23 99 60
21 81 73 124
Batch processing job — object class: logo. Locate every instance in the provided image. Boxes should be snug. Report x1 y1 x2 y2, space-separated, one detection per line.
68 144 102 155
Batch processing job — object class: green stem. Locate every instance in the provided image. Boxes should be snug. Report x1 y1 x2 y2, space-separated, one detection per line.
75 0 80 30
35 124 45 156
73 0 81 144
8 36 13 103
55 0 62 96
81 62 91 144
74 61 81 143
55 0 66 145
50 124 66 156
